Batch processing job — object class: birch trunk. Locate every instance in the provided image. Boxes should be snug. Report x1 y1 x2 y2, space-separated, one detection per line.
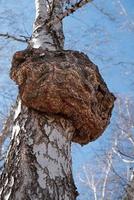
0 0 78 199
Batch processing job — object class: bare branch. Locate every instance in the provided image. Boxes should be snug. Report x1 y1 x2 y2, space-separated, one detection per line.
47 0 93 27
0 33 29 43
92 2 115 21
112 147 134 164
117 149 134 160
60 0 93 19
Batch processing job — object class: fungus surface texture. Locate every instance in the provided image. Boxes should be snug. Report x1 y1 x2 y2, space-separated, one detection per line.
10 48 115 145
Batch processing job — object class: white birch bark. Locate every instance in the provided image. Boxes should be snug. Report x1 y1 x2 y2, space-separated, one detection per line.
0 0 78 199
0 102 77 200
32 0 64 50
101 152 113 200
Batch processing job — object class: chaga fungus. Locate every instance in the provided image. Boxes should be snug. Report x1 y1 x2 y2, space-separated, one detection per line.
10 48 115 145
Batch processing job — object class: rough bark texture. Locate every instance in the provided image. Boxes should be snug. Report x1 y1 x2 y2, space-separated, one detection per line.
0 100 78 200
124 180 134 200
32 0 64 50
0 0 79 199
10 48 115 145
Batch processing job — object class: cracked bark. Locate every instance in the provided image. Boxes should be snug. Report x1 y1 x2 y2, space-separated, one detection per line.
0 101 77 200
0 0 78 199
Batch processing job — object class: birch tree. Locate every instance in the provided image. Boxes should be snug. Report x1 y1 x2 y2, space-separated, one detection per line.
77 96 134 200
0 0 115 199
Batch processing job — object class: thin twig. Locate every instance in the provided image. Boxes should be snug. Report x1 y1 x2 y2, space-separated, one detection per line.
0 33 28 43
92 2 115 21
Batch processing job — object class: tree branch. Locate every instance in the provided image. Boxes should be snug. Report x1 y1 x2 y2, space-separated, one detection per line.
0 33 29 43
47 0 93 27
63 0 93 18
91 2 115 21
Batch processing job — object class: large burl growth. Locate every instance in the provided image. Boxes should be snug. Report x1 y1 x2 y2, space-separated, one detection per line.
10 48 115 145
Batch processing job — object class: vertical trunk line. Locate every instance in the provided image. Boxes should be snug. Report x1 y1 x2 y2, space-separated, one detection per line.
32 0 64 50
0 0 78 199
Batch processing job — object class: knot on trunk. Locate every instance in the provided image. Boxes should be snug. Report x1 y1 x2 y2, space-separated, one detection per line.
10 48 115 145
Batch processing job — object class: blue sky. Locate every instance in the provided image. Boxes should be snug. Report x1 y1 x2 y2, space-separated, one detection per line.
64 1 134 96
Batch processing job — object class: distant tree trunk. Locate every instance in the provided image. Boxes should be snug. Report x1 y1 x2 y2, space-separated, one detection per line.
0 0 77 199
123 178 134 200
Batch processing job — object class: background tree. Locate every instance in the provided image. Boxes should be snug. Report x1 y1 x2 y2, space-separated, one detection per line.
76 96 134 200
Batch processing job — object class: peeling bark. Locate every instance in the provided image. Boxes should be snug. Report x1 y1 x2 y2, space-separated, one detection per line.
0 101 77 200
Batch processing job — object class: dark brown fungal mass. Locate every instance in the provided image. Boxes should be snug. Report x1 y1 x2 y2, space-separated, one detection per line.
10 48 115 145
